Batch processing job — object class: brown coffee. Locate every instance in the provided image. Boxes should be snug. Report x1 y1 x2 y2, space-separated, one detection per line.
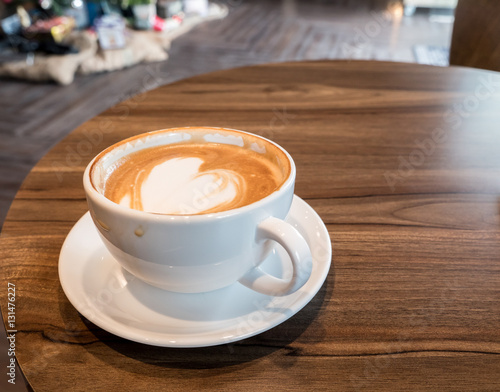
95 129 291 215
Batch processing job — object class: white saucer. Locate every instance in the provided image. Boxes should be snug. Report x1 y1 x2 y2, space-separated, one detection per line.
58 196 332 348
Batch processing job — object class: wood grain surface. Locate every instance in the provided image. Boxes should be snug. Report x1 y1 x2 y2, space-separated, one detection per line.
1 60 500 391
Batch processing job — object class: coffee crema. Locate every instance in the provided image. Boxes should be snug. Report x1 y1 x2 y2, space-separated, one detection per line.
100 142 289 215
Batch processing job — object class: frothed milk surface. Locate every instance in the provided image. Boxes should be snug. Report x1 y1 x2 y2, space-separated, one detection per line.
96 132 290 215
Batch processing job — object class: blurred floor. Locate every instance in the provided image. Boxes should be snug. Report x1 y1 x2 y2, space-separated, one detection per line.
0 0 453 390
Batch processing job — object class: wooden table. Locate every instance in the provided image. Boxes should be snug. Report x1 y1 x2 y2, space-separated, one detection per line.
1 60 500 391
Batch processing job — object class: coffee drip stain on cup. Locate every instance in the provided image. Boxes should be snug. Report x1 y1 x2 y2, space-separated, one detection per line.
102 142 288 215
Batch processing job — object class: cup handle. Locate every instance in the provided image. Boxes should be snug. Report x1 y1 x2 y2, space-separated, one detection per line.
238 216 313 296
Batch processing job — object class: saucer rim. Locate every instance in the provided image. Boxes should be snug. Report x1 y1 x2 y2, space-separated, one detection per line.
58 195 332 348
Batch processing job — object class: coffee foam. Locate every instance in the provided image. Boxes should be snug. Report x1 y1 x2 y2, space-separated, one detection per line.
121 156 242 214
91 128 291 215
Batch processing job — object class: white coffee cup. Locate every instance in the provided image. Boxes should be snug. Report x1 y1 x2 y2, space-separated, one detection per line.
83 127 312 296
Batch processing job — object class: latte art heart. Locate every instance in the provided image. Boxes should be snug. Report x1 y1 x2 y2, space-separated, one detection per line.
133 157 244 214
102 142 288 215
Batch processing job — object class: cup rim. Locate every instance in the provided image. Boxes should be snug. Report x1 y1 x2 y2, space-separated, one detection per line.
83 126 296 222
